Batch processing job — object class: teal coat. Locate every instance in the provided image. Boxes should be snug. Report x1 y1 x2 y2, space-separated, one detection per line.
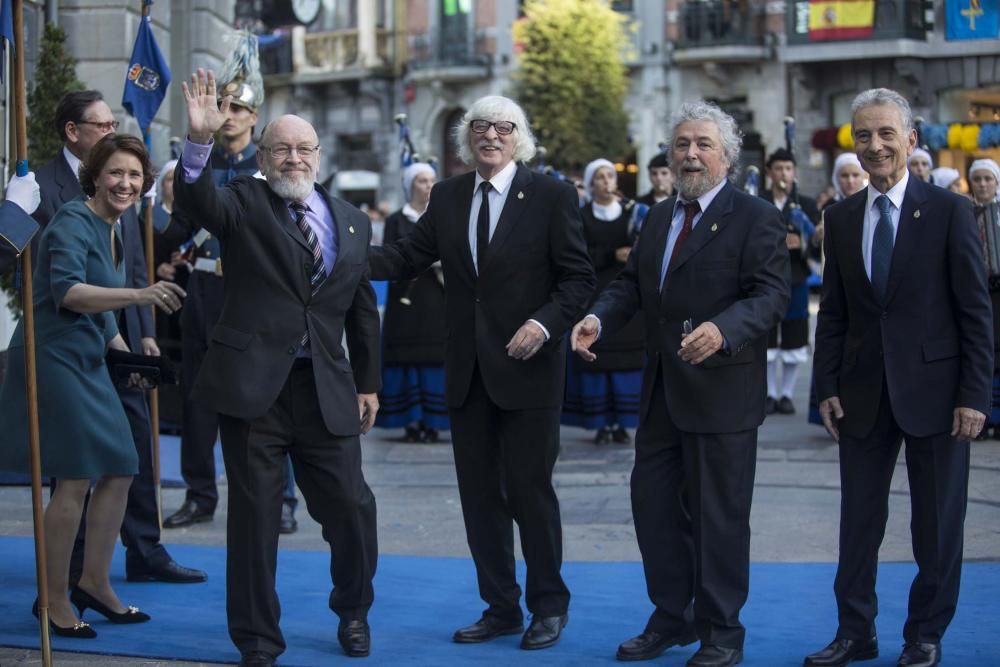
0 198 137 479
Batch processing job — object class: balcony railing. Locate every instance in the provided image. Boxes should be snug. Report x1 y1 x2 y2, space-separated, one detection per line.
787 0 926 45
676 1 767 49
407 26 491 71
261 27 394 76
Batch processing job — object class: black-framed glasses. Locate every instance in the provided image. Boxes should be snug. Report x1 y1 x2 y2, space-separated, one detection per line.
470 119 516 135
262 144 321 160
78 120 120 132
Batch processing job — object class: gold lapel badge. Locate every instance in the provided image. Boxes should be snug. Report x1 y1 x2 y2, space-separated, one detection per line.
517 191 525 200
913 209 920 219
349 225 355 234
711 223 718 232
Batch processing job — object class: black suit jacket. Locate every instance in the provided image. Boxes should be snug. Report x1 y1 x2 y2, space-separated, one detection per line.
174 168 381 436
814 177 993 438
34 151 153 348
369 164 595 410
591 181 790 433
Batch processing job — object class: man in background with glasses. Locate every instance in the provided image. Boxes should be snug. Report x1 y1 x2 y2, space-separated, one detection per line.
175 69 380 666
30 89 208 586
370 95 595 652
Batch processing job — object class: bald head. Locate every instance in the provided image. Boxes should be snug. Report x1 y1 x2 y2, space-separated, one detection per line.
257 114 321 202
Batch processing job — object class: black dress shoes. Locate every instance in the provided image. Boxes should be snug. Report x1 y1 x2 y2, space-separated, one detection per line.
163 500 213 528
804 637 879 666
338 619 371 657
70 586 150 624
776 396 796 414
686 644 743 667
32 598 97 639
897 642 940 667
765 397 778 414
126 559 208 583
520 613 568 650
616 627 698 661
453 615 524 643
279 502 298 535
239 651 276 667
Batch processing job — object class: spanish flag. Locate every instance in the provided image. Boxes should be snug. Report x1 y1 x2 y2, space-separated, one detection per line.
808 0 876 41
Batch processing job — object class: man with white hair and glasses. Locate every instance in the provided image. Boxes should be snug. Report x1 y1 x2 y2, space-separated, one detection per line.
370 95 595 651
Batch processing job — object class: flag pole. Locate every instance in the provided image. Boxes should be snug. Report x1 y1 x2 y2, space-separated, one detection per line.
13 0 53 663
138 0 163 528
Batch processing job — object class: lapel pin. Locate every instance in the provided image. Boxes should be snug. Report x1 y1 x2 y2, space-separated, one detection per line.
711 223 718 232
348 225 355 234
913 209 920 219
517 191 524 200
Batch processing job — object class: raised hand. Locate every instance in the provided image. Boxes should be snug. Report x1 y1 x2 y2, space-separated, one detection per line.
181 68 230 143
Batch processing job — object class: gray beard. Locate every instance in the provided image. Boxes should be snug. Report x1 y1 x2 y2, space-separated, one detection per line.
677 171 719 200
268 174 314 202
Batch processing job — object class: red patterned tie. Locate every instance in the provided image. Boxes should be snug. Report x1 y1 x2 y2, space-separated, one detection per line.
670 200 701 264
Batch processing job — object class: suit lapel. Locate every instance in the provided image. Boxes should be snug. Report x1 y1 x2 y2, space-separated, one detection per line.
455 172 477 279
883 176 927 305
57 153 83 203
649 196 676 290
269 186 312 254
483 165 533 271
667 181 735 276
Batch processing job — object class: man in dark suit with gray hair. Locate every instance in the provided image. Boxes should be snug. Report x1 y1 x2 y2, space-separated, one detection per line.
572 100 789 667
807 88 992 667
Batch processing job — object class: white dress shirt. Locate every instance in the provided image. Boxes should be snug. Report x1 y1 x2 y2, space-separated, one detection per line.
862 170 908 280
468 160 518 274
63 146 83 184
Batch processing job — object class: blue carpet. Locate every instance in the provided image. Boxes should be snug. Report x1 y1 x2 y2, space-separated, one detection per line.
0 536 995 665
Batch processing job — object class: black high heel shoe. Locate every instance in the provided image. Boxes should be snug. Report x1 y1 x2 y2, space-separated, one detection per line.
32 598 97 638
70 586 150 624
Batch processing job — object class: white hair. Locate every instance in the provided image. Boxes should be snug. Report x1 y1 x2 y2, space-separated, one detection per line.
851 88 913 131
665 101 743 175
453 96 537 166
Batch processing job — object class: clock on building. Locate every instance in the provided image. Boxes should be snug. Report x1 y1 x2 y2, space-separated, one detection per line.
261 0 321 27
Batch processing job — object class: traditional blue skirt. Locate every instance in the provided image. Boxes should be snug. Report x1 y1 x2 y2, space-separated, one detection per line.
376 365 450 430
562 363 642 430
990 372 1000 426
786 283 810 320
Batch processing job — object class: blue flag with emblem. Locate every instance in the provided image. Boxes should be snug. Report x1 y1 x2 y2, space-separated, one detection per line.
0 0 14 83
122 8 171 130
946 0 999 40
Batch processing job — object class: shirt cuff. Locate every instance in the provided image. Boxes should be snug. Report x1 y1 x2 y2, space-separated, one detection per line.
528 319 551 341
586 313 602 340
181 137 214 183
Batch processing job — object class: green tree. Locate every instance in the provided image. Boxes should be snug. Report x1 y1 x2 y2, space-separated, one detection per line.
513 0 634 171
2 24 84 315
27 22 84 168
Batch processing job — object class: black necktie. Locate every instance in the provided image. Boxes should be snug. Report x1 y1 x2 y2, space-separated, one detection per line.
476 181 492 274
291 202 326 347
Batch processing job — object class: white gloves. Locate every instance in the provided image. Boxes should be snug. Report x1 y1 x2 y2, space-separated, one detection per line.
5 172 41 215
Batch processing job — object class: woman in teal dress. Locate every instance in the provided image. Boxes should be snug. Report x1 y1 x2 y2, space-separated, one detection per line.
0 135 185 637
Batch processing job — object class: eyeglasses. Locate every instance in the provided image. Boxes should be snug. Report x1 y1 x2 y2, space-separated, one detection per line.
262 144 321 160
77 120 120 132
470 120 516 136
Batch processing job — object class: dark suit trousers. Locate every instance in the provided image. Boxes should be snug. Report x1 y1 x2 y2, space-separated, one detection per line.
448 363 570 620
69 386 168 581
834 382 969 644
218 360 377 657
179 270 225 512
631 369 757 649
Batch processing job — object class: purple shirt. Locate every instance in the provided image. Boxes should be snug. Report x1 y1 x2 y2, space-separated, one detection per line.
181 138 338 272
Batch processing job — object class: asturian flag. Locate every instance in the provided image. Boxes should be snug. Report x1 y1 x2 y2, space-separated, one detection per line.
946 0 1000 40
122 8 171 130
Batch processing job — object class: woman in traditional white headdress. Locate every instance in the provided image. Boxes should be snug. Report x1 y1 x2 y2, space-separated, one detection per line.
376 162 450 442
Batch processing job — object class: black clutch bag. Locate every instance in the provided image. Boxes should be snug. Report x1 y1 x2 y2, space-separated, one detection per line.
105 349 179 389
